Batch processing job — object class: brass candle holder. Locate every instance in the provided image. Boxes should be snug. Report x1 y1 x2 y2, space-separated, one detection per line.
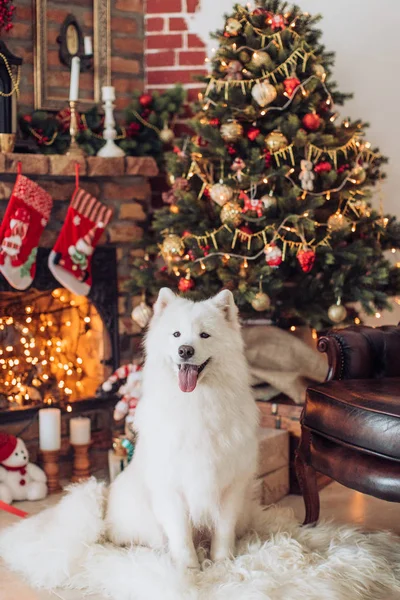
71 443 91 483
41 450 62 494
67 100 85 158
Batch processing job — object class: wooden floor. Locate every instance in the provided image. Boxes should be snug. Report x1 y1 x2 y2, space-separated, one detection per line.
1 482 399 600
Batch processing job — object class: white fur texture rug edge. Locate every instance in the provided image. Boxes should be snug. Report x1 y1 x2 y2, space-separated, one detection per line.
1 478 400 600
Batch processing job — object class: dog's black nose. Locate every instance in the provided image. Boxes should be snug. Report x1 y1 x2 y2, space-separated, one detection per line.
178 345 195 360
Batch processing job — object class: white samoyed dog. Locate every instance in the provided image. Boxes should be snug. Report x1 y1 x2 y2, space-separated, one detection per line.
106 288 259 570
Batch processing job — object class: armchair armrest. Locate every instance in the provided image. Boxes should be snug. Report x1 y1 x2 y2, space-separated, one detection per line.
318 325 400 381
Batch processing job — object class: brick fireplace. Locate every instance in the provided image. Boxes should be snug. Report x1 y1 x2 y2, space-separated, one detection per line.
0 152 158 476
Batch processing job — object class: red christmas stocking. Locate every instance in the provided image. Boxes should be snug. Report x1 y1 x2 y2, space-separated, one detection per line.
0 171 53 290
48 187 113 296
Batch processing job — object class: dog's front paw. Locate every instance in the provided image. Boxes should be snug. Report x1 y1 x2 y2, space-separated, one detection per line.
210 545 234 563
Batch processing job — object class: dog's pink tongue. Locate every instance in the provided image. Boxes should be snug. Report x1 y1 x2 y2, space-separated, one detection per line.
178 365 198 393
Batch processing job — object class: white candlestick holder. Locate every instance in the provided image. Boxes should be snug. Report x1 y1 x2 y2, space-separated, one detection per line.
97 95 125 158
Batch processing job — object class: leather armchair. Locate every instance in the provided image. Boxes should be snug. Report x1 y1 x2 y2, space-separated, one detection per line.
295 325 400 525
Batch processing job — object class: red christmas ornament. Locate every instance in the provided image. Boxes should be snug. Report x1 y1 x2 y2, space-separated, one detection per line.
284 77 301 96
297 247 316 273
23 115 32 123
201 244 211 256
337 163 350 174
268 14 286 30
302 113 322 131
209 118 220 127
187 250 196 261
264 150 272 168
247 126 260 141
127 122 141 137
227 145 237 155
252 8 268 16
182 230 191 238
139 94 153 107
264 242 282 268
239 225 253 236
178 276 195 292
314 161 332 174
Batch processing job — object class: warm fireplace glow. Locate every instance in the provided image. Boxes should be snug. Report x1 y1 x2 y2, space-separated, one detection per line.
0 288 106 410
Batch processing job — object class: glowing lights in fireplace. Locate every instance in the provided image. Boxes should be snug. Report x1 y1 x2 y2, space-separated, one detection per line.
0 288 95 408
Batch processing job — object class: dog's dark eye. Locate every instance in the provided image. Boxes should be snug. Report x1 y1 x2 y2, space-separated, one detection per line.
173 331 181 338
200 332 210 339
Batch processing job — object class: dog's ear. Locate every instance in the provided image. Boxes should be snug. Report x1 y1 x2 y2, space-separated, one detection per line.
154 288 176 316
211 289 238 323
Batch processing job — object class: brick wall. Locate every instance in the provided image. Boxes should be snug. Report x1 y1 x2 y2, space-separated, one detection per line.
4 0 145 114
145 0 207 100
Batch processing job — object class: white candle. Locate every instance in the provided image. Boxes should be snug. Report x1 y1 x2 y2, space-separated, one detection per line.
70 417 91 445
84 36 93 56
69 56 81 102
101 86 115 102
39 408 61 451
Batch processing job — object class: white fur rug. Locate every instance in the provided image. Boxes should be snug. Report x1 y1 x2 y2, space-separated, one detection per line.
1 479 400 600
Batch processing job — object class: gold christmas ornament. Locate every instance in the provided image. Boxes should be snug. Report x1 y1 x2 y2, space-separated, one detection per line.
131 301 153 329
225 17 242 36
161 234 184 258
220 201 243 226
313 64 326 80
265 130 288 153
159 125 175 144
251 292 271 312
327 211 351 232
251 81 277 107
210 183 233 206
250 51 270 69
220 120 244 142
328 303 347 324
350 164 367 185
261 193 277 211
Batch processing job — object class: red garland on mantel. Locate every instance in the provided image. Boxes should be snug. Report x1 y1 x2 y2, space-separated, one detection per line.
0 0 15 33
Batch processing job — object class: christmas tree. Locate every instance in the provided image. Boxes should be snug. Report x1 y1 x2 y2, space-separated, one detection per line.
130 0 400 330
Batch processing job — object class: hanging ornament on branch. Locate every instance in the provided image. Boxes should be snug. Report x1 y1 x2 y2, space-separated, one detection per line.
178 272 195 292
284 77 301 96
250 51 270 69
251 81 277 107
220 201 243 226
247 126 260 142
225 60 243 81
261 192 277 212
220 120 243 142
299 159 315 192
350 164 367 184
327 211 350 233
210 183 233 206
302 113 322 131
131 298 153 329
231 157 246 181
161 234 184 260
224 17 242 37
159 123 175 145
297 246 316 273
314 161 332 174
265 130 288 153
328 299 347 324
240 190 264 218
268 14 286 31
251 278 271 312
264 242 282 267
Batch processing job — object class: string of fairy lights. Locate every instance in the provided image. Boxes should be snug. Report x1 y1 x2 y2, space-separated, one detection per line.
0 289 95 408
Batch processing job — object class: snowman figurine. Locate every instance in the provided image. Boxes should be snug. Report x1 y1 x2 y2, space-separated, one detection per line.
299 159 315 192
0 207 30 267
0 433 47 504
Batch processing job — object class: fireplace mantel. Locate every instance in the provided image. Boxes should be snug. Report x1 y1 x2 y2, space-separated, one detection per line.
0 153 158 178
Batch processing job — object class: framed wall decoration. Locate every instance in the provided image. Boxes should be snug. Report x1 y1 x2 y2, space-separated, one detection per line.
34 0 111 111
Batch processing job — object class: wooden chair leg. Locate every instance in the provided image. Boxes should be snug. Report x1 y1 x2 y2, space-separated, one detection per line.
295 426 320 525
